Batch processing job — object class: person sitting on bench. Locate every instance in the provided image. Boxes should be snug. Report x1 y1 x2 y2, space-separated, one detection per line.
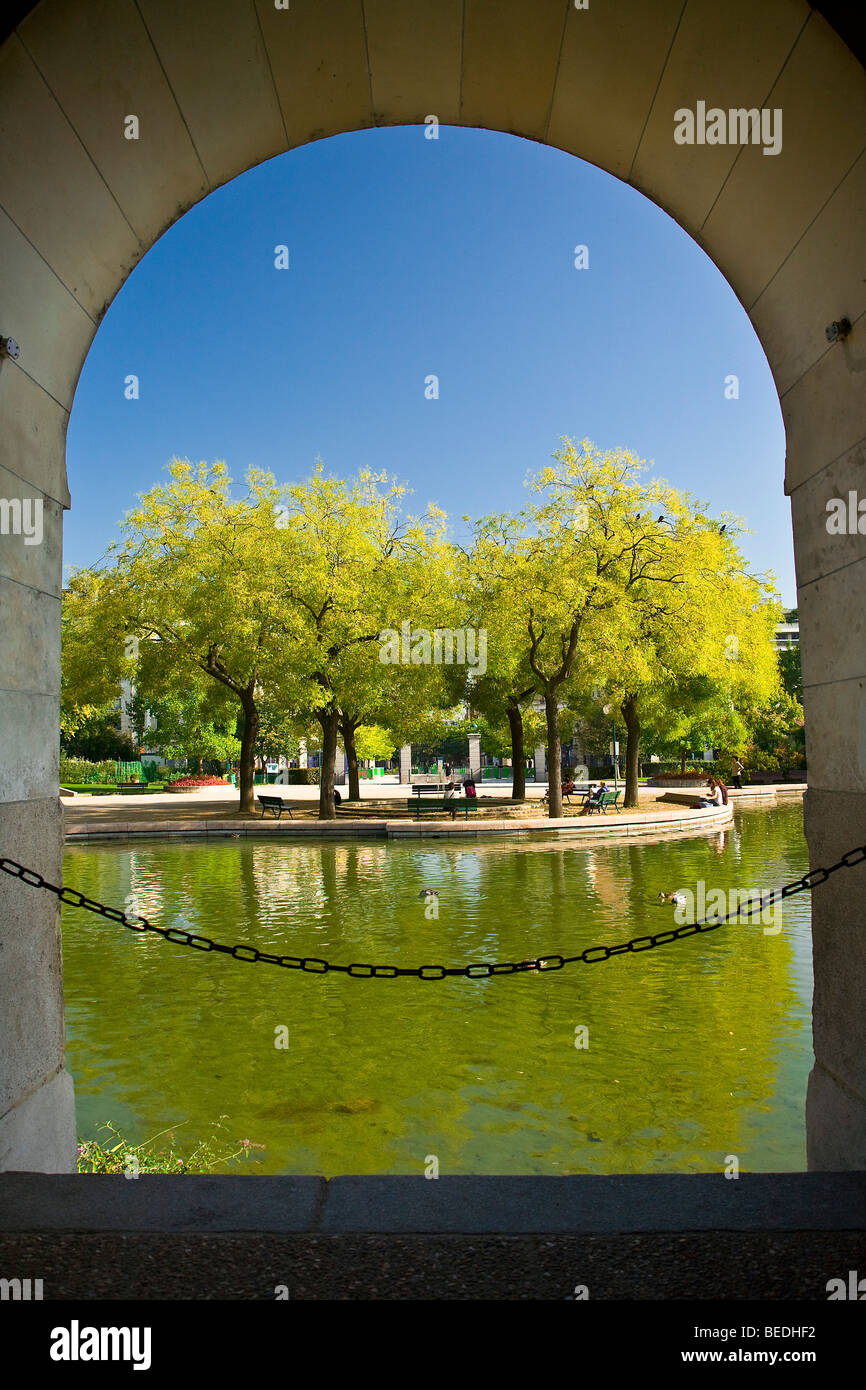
443 780 462 820
582 781 608 813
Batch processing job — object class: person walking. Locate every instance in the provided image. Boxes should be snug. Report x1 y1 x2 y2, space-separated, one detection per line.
731 757 744 789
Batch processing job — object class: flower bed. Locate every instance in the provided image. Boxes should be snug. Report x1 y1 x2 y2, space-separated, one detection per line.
166 776 231 793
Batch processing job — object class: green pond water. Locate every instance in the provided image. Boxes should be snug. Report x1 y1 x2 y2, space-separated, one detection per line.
62 802 813 1175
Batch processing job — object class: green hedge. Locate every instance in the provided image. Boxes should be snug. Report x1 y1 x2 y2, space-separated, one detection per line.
59 756 117 784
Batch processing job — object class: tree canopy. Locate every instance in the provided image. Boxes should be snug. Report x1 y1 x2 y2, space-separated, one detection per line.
61 441 794 816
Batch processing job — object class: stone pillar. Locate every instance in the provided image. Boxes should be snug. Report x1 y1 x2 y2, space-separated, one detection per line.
298 739 307 769
534 745 546 782
794 424 866 1168
468 733 482 779
399 745 412 784
778 302 866 1171
0 308 77 1172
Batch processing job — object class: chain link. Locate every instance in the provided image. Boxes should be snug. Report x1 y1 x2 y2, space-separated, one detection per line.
1 844 863 981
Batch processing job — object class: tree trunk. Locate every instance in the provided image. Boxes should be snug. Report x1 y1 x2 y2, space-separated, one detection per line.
680 747 687 776
545 690 562 818
317 705 339 820
238 692 259 813
621 692 640 809
341 717 361 801
506 701 526 800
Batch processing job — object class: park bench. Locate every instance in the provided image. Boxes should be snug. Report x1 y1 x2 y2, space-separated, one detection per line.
543 783 589 805
585 789 622 814
411 784 447 795
257 794 294 820
406 798 479 821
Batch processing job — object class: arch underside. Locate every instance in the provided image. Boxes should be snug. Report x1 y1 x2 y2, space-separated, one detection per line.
0 0 863 1171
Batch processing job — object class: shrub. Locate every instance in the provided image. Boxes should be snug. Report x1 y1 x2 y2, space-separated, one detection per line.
286 768 319 785
59 756 116 785
746 750 782 772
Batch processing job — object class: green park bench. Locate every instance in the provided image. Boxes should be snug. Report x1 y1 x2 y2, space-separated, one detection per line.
257 794 294 820
406 798 479 821
585 789 623 814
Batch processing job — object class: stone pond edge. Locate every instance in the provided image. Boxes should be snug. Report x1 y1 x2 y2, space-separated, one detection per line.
0 1171 861 1235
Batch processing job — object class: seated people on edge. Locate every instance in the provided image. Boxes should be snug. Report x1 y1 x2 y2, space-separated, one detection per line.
694 776 727 809
444 780 462 820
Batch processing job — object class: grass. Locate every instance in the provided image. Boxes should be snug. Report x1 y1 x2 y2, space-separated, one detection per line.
77 1118 265 1174
61 783 165 794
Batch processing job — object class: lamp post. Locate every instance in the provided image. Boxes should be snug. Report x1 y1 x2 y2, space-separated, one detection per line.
603 704 619 791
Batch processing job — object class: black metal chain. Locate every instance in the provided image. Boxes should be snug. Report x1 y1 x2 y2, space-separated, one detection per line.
1 845 864 980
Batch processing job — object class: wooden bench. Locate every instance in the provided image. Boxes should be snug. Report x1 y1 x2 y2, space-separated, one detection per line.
406 798 479 821
257 794 294 820
411 784 446 796
585 789 622 814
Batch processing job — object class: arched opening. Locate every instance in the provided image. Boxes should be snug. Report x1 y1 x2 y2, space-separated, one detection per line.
59 124 801 1178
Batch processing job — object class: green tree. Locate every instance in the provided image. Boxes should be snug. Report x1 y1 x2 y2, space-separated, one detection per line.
458 546 539 798
267 464 453 818
133 684 241 772
66 460 310 811
778 644 802 702
510 439 781 809
353 725 396 763
606 520 781 805
254 696 300 773
61 707 138 761
471 440 722 816
61 571 130 741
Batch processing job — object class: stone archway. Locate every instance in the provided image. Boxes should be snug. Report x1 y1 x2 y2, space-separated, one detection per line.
1 1 863 1172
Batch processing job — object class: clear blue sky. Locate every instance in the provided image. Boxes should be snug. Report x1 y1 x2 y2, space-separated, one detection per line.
66 125 793 602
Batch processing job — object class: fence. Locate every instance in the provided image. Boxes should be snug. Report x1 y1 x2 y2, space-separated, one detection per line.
115 760 144 783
